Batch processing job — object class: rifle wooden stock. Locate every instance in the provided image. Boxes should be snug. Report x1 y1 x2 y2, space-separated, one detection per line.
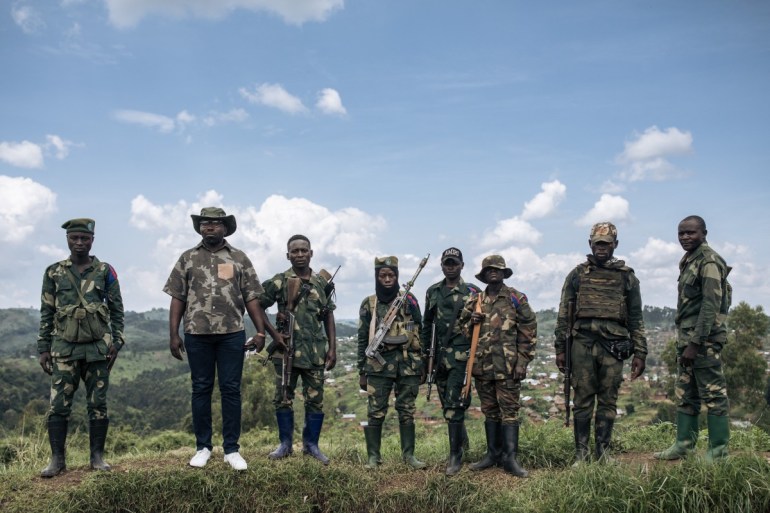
461 294 483 404
564 300 575 427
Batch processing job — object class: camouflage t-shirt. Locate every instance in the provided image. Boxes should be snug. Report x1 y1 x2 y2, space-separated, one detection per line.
163 240 263 335
458 284 537 380
37 256 125 358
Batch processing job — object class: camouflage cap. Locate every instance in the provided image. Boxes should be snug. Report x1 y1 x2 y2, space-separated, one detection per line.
441 247 463 263
62 218 95 234
474 254 513 283
191 207 237 236
374 256 399 269
589 222 617 243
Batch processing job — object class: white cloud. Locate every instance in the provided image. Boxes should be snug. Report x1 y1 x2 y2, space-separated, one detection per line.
481 217 541 247
45 134 75 159
599 179 625 194
114 109 176 132
104 0 344 28
37 243 68 260
521 180 566 220
629 237 682 269
12 4 45 34
0 176 57 242
203 108 249 126
315 88 347 116
0 140 44 168
577 194 630 226
176 110 196 126
239 83 308 114
616 126 693 182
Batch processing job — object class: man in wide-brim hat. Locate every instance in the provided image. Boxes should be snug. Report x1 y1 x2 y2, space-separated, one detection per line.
191 207 237 236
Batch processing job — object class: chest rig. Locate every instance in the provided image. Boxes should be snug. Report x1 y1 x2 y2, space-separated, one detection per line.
575 264 627 324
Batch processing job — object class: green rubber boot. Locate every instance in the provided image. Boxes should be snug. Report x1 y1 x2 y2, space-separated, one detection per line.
704 414 729 463
399 423 426 470
364 425 382 469
654 413 699 460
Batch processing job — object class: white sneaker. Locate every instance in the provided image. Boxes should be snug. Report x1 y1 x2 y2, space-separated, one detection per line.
189 448 211 468
224 452 248 471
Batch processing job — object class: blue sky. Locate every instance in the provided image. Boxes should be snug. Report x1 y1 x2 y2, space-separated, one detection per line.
1 0 768 319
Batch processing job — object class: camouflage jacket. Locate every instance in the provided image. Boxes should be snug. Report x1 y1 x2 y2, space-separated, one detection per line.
458 284 537 380
421 278 481 368
554 256 648 360
37 257 125 359
357 292 424 378
259 267 335 369
676 242 731 347
163 240 263 335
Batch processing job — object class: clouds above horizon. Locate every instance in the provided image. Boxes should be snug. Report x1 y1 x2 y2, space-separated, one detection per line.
617 126 693 182
0 136 76 169
577 194 631 226
0 176 57 242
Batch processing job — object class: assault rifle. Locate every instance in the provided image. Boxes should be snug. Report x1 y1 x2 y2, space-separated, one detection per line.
318 265 341 322
425 322 437 400
262 275 314 366
460 293 483 406
564 300 575 427
281 312 296 403
365 254 429 365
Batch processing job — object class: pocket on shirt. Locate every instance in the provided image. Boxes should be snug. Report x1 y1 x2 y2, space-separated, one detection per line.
218 264 234 280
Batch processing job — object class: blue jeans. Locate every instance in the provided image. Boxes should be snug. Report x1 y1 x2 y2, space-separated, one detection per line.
185 331 245 454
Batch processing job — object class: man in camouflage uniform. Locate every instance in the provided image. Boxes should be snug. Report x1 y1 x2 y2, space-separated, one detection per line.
259 234 337 465
457 255 536 477
421 247 480 475
358 256 426 470
555 222 647 464
164 207 274 471
655 215 731 462
37 218 125 478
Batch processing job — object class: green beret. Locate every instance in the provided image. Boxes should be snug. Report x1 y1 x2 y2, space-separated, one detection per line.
374 256 399 269
61 218 95 234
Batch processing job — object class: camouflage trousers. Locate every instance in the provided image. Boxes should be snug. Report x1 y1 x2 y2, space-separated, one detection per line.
435 362 468 422
571 336 624 422
475 377 521 425
675 341 729 417
48 357 110 421
365 374 420 427
272 359 324 413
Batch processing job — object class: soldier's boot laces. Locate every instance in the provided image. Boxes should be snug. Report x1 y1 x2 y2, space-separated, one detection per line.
654 412 699 460
269 409 294 460
594 417 616 464
41 418 68 478
445 421 464 476
470 420 502 471
501 423 528 478
89 418 111 471
400 423 426 470
572 417 591 468
363 425 382 469
704 414 729 463
302 412 330 465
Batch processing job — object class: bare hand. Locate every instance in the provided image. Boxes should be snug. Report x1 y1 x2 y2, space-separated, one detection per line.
106 345 119 372
170 334 185 361
325 349 337 371
244 336 266 353
556 352 566 373
514 366 527 380
359 375 368 392
39 352 53 375
679 343 698 368
470 312 485 325
630 356 646 380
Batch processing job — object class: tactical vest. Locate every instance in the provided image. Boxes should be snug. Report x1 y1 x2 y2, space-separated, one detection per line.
575 264 628 323
368 294 419 348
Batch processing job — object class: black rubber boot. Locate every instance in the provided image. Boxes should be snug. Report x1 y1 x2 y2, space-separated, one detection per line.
268 410 294 460
399 423 426 469
461 422 470 451
594 417 615 463
573 417 591 467
89 418 111 471
364 425 382 469
302 412 330 465
41 418 67 478
501 423 528 477
446 422 464 476
470 420 502 471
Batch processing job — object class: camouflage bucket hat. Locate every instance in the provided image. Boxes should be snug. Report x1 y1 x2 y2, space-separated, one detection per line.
590 222 617 243
61 218 95 234
475 254 513 283
191 207 237 236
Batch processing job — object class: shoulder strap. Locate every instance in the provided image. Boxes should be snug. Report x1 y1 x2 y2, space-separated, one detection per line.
65 268 98 307
368 295 378 344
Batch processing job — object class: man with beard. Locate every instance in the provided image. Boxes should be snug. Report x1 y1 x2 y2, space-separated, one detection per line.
358 256 426 470
37 218 125 477
259 234 337 465
555 222 647 464
457 255 536 477
420 247 480 476
655 215 731 462
164 207 275 470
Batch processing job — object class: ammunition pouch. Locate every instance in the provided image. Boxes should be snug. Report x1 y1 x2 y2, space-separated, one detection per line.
599 338 633 361
55 302 109 343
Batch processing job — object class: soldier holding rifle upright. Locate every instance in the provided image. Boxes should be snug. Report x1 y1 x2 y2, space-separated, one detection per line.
260 235 337 465
421 247 480 476
358 256 427 470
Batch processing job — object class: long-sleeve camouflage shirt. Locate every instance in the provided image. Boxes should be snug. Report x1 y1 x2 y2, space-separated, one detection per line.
357 292 424 378
554 256 648 360
676 242 731 347
421 278 480 368
37 257 125 358
259 267 335 369
457 284 537 380
163 240 263 335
